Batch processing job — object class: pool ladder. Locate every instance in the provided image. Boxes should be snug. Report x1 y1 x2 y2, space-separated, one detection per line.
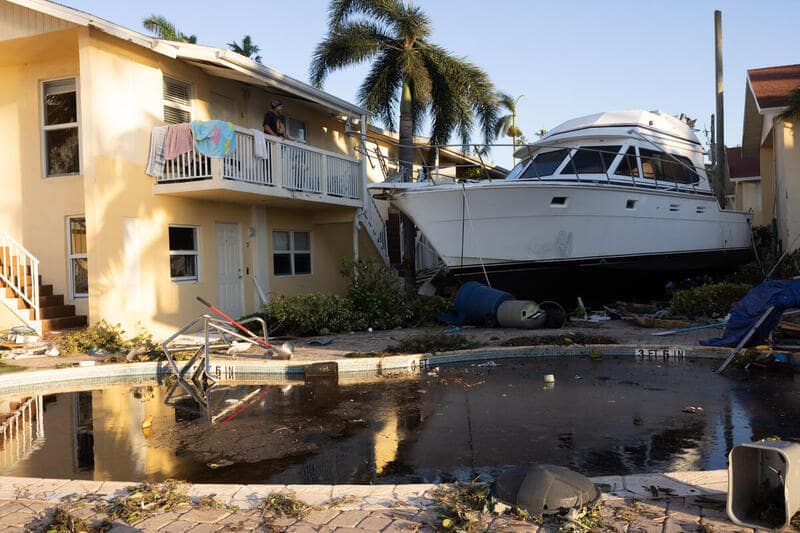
161 314 269 417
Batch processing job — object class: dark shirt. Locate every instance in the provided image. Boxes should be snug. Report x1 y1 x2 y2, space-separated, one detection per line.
263 110 284 136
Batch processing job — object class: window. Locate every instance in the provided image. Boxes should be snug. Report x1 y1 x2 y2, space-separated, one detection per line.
614 146 640 178
169 226 199 282
520 149 569 179
67 216 88 299
504 160 527 181
286 117 306 143
42 78 80 176
560 145 621 175
639 149 699 185
273 230 311 276
163 76 192 124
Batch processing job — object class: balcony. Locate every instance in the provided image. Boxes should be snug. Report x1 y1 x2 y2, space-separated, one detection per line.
152 124 363 209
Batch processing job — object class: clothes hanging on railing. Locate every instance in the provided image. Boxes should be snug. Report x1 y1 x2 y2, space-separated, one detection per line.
191 120 237 158
164 122 194 160
145 125 169 177
252 129 269 159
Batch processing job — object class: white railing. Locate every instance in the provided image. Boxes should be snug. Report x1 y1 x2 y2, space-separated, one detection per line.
162 145 212 182
153 123 362 203
360 195 389 263
327 155 361 199
0 231 40 321
0 395 44 469
223 127 273 185
282 143 323 193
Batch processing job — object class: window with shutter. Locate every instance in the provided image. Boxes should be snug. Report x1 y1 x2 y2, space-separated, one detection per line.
163 76 192 124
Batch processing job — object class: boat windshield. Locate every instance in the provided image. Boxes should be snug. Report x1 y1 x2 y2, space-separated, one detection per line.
519 149 570 179
505 160 527 180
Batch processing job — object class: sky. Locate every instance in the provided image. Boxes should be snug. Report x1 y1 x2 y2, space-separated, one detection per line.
62 0 800 168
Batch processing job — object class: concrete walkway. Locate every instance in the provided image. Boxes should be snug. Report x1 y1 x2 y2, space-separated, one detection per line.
0 470 791 532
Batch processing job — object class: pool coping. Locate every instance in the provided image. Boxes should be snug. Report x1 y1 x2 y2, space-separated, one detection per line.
0 343 730 396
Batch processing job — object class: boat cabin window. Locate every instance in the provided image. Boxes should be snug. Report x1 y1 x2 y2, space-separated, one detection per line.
560 145 621 175
505 160 527 180
614 147 640 178
520 149 569 179
639 148 699 185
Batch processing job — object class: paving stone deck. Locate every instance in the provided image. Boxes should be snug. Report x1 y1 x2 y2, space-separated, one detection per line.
0 471 794 532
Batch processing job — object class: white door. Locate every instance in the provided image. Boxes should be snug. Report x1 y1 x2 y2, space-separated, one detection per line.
216 223 245 318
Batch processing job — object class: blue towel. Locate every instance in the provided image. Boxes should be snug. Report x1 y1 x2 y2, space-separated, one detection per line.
191 120 237 158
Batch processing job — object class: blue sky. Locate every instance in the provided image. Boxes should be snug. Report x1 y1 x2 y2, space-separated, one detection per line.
65 0 799 167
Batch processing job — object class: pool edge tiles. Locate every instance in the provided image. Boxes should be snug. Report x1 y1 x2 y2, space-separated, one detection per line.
0 343 730 397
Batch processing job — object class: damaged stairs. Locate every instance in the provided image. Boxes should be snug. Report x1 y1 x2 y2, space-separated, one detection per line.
0 249 86 333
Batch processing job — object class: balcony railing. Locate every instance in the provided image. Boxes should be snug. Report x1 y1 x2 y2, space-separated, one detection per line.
156 124 361 201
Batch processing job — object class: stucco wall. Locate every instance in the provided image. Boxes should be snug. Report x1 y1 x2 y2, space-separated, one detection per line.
775 120 800 251
0 28 86 315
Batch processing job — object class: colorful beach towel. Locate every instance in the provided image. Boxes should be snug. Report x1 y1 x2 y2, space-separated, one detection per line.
191 120 237 158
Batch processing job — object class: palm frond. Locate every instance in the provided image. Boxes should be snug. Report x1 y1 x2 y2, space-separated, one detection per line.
328 0 404 32
781 87 800 119
228 35 262 63
496 92 517 113
358 49 403 130
494 114 512 138
142 15 180 41
310 21 393 87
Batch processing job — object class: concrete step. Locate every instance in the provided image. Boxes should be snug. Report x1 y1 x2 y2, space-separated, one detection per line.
41 315 87 333
39 304 76 319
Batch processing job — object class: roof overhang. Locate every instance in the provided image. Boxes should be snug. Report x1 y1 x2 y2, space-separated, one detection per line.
742 74 787 157
6 0 178 58
7 0 368 118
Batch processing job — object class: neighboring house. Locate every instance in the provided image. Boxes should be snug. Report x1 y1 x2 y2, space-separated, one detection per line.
742 63 800 250
0 0 388 337
727 147 762 225
363 127 507 268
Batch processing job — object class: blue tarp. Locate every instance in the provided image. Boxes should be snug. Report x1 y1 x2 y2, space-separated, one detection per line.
701 280 800 347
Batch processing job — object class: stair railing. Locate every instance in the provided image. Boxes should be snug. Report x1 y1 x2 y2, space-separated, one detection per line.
0 231 40 321
360 195 389 263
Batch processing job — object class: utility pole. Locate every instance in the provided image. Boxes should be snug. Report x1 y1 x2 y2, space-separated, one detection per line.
714 10 726 207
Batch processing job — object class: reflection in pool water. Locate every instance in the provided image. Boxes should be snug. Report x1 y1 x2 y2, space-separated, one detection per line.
1 356 797 483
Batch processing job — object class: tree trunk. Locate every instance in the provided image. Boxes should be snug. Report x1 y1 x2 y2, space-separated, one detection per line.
399 79 416 295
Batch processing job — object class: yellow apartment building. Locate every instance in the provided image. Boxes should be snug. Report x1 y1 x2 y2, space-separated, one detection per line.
742 63 800 249
0 0 388 337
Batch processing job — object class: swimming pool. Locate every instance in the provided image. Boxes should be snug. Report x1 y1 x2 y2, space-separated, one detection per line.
0 356 793 484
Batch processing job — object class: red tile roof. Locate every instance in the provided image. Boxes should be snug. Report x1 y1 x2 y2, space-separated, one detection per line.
748 64 800 110
727 147 759 179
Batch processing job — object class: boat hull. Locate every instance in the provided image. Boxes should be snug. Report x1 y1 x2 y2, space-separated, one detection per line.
389 181 752 297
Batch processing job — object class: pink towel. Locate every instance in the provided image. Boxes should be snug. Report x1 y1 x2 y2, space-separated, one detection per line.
164 123 194 160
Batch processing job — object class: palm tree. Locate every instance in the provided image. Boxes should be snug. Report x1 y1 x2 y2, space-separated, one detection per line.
228 35 262 64
494 92 525 161
142 15 197 43
311 0 498 291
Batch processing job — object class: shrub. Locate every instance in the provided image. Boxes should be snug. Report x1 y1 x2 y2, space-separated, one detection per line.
59 320 157 355
252 260 453 336
341 258 412 330
261 293 354 336
669 282 752 318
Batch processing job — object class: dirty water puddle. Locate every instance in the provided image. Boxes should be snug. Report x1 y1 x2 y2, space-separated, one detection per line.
1 356 796 484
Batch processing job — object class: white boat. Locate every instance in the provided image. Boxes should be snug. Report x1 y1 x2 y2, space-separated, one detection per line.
370 110 752 292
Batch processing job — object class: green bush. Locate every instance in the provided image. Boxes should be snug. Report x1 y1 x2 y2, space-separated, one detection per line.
669 282 752 318
59 320 157 355
341 258 411 330
252 259 454 336
262 293 354 336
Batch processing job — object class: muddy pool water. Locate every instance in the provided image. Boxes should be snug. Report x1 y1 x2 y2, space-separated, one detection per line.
1 356 798 484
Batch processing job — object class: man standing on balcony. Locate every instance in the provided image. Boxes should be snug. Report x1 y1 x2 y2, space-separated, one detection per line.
263 100 294 140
